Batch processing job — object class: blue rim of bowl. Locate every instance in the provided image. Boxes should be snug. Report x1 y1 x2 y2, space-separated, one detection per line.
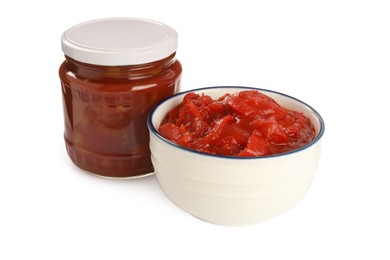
147 86 325 160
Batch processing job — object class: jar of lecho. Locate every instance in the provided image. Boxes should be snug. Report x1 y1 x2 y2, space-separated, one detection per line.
59 18 182 178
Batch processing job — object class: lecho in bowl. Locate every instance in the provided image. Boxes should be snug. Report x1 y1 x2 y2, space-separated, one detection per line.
147 86 325 226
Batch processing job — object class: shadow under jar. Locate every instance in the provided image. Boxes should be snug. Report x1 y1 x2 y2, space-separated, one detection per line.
59 18 182 178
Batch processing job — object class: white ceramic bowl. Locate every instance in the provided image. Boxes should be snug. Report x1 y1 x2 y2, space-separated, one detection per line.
148 86 325 226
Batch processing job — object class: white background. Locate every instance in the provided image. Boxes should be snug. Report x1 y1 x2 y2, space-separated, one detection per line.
1 0 389 259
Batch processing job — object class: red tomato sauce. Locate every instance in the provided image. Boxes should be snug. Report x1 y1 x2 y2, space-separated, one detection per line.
159 90 316 157
60 55 181 177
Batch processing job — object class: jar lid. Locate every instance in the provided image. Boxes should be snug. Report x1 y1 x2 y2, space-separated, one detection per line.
61 18 178 66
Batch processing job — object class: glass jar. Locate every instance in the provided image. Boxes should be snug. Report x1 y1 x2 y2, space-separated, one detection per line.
59 18 182 178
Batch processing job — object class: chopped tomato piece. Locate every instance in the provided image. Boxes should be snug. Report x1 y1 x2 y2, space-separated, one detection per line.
239 130 269 157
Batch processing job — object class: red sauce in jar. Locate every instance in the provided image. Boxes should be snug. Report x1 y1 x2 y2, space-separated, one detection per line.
59 18 182 177
159 90 315 157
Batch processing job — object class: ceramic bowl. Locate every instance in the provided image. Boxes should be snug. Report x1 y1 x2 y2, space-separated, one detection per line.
147 86 325 226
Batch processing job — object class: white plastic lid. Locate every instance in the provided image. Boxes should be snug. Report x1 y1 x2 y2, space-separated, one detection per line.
61 18 178 66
